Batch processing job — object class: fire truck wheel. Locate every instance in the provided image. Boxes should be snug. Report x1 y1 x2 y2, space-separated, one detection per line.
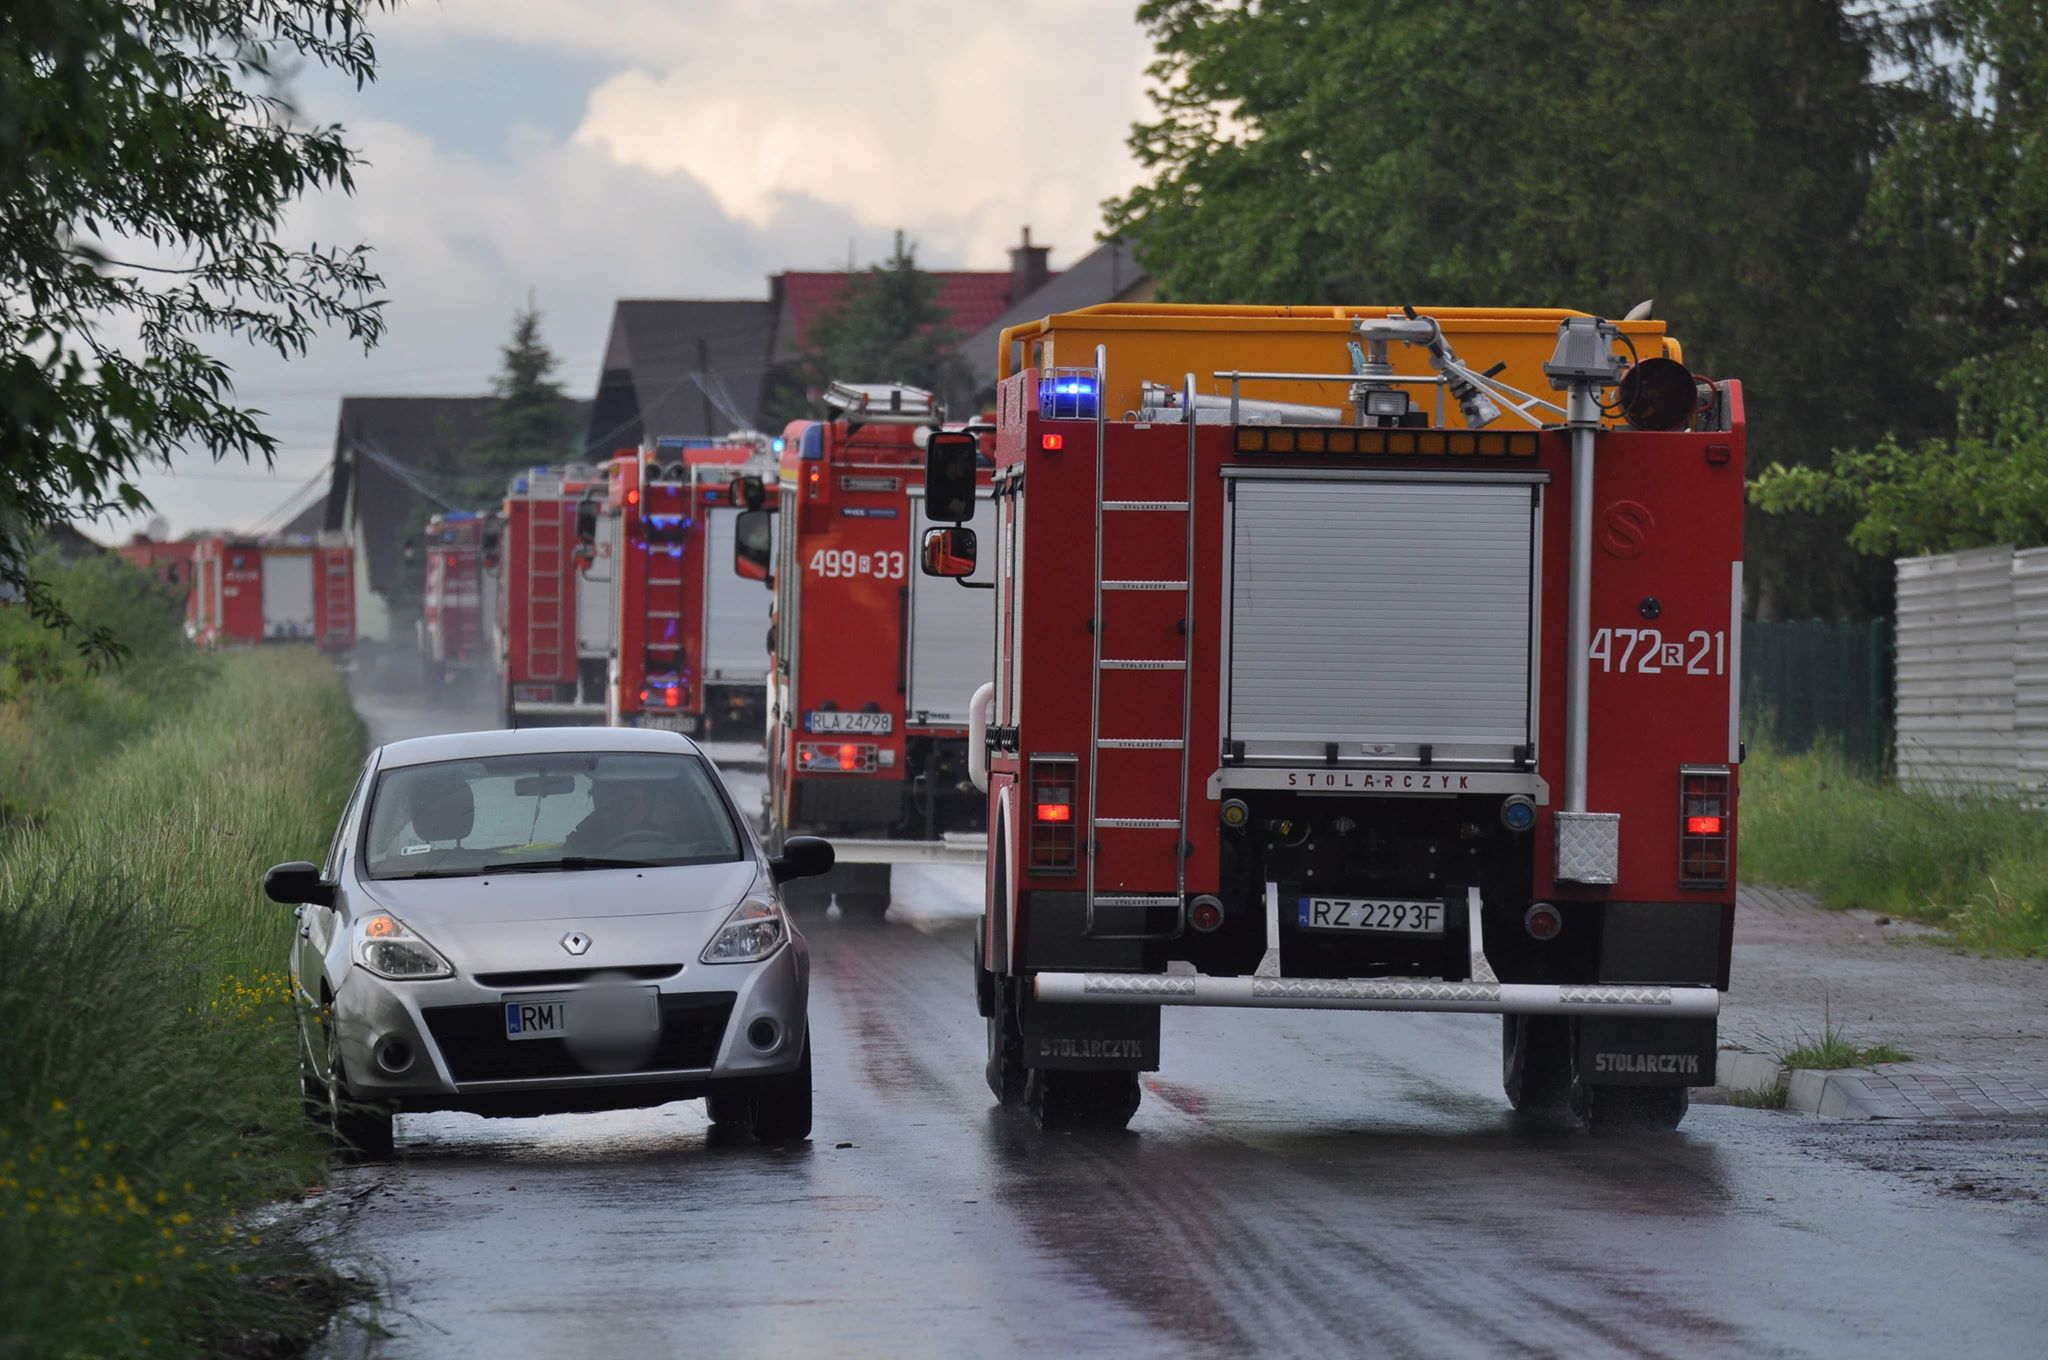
748 1037 813 1143
1024 1067 1140 1132
839 892 890 921
1570 1079 1689 1134
781 878 833 915
1502 1015 1572 1117
984 976 1027 1105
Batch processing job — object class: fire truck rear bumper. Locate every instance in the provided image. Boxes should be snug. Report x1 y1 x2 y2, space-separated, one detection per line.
828 834 986 866
1031 972 1720 1020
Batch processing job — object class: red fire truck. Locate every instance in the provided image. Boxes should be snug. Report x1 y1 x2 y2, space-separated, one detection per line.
588 436 781 739
495 464 609 727
925 303 1743 1131
735 383 997 916
417 511 493 697
190 533 354 652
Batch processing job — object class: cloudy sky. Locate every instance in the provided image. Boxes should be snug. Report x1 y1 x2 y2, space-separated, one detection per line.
118 0 1154 539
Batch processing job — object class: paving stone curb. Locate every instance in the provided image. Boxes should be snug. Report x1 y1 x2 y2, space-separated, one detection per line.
1711 1052 2048 1120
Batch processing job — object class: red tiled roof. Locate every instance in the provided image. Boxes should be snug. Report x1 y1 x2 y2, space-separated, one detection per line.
777 270 1050 350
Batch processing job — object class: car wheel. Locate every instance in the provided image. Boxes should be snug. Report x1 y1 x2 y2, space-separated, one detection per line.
327 1058 396 1162
1503 1015 1572 1117
704 1090 752 1128
1024 1067 1140 1132
984 974 1027 1105
749 1036 813 1143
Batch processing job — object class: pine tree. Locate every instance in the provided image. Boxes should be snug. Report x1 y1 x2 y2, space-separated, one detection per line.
771 233 973 422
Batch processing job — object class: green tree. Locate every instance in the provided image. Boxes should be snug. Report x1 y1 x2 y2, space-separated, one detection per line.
1105 0 1927 617
1752 0 2048 556
773 233 973 422
482 294 571 476
0 0 388 658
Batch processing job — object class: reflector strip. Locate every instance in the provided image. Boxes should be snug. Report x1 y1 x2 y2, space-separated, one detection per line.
1233 425 1541 459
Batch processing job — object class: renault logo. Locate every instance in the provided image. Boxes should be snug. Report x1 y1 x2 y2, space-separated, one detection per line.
561 931 592 956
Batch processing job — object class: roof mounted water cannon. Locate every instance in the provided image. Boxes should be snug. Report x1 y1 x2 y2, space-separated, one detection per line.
1347 310 1549 431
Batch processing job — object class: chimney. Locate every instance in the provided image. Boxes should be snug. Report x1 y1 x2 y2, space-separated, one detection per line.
1009 225 1051 303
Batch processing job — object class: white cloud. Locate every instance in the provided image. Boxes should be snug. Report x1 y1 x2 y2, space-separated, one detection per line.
103 1 1153 540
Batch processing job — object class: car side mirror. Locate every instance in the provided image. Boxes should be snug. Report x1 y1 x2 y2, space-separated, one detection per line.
770 835 835 884
734 508 774 585
264 860 335 909
922 429 979 523
920 526 977 578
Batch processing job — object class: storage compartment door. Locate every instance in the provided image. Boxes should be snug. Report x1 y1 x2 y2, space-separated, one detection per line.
702 505 770 683
1227 476 1538 764
260 552 315 639
907 490 998 727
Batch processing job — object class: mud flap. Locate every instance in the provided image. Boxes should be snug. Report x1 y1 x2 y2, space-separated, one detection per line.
1020 989 1159 1072
1577 1017 1717 1087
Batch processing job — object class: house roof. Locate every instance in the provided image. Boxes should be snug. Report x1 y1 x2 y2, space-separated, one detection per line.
325 394 590 596
583 299 777 456
956 238 1151 391
771 270 1036 361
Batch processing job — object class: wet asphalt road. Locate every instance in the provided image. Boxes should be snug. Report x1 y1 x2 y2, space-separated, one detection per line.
315 677 2048 1358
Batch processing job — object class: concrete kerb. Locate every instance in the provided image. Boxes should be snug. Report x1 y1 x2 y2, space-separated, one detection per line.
1710 1050 1897 1119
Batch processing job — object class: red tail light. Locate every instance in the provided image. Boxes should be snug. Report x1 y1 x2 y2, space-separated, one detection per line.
1679 766 1732 887
1028 756 1079 873
664 686 681 708
797 741 876 773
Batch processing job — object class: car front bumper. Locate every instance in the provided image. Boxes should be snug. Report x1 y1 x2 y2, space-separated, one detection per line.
328 936 808 1115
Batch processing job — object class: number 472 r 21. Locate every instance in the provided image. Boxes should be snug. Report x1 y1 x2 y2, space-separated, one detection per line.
1588 627 1725 676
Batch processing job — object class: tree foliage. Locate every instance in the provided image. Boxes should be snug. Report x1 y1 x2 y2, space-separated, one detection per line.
1105 0 1935 616
778 234 973 422
485 294 570 466
1752 0 2048 557
0 0 388 656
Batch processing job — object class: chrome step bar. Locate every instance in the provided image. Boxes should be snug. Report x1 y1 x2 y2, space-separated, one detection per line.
1032 972 1720 1019
1039 886 1719 1019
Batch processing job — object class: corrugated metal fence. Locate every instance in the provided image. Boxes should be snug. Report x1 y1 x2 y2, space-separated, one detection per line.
1894 545 2048 797
1741 618 1892 770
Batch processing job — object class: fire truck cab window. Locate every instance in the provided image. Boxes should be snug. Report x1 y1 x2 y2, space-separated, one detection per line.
362 752 743 880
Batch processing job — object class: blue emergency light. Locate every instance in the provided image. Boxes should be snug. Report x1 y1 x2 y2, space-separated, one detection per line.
1039 375 1099 421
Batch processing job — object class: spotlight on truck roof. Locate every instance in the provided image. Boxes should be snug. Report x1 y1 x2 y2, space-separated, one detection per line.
1616 356 1697 432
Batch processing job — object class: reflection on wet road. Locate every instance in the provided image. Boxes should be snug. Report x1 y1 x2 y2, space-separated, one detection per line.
321 680 2046 1358
316 915 2048 1359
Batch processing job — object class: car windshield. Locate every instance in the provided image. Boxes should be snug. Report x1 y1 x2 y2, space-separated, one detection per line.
361 751 744 881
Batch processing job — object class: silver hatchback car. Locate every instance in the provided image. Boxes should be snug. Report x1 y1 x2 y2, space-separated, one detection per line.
265 727 833 1158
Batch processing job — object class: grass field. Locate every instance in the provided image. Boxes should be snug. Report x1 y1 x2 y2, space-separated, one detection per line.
0 629 365 1357
1739 739 2048 957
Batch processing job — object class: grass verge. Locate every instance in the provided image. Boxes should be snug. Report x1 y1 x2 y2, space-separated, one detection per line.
1 647 365 1357
1738 738 2048 956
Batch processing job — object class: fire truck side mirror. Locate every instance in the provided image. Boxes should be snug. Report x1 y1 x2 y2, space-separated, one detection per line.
574 496 600 546
920 526 978 579
733 508 774 584
922 430 979 523
729 475 767 511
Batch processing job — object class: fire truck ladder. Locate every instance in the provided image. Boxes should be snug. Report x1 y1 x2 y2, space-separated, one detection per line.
1085 357 1200 941
320 549 352 645
527 475 567 681
643 485 686 686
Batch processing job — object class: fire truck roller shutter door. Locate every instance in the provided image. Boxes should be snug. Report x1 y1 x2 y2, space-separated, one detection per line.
907 489 999 727
703 505 770 684
1226 475 1539 762
260 551 315 639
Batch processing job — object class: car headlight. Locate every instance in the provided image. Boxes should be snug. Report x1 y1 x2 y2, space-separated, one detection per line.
700 896 787 964
353 913 453 980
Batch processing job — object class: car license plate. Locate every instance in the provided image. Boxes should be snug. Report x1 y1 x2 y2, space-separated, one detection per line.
1296 896 1446 935
505 998 569 1040
637 713 698 734
805 710 892 735
503 991 661 1041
